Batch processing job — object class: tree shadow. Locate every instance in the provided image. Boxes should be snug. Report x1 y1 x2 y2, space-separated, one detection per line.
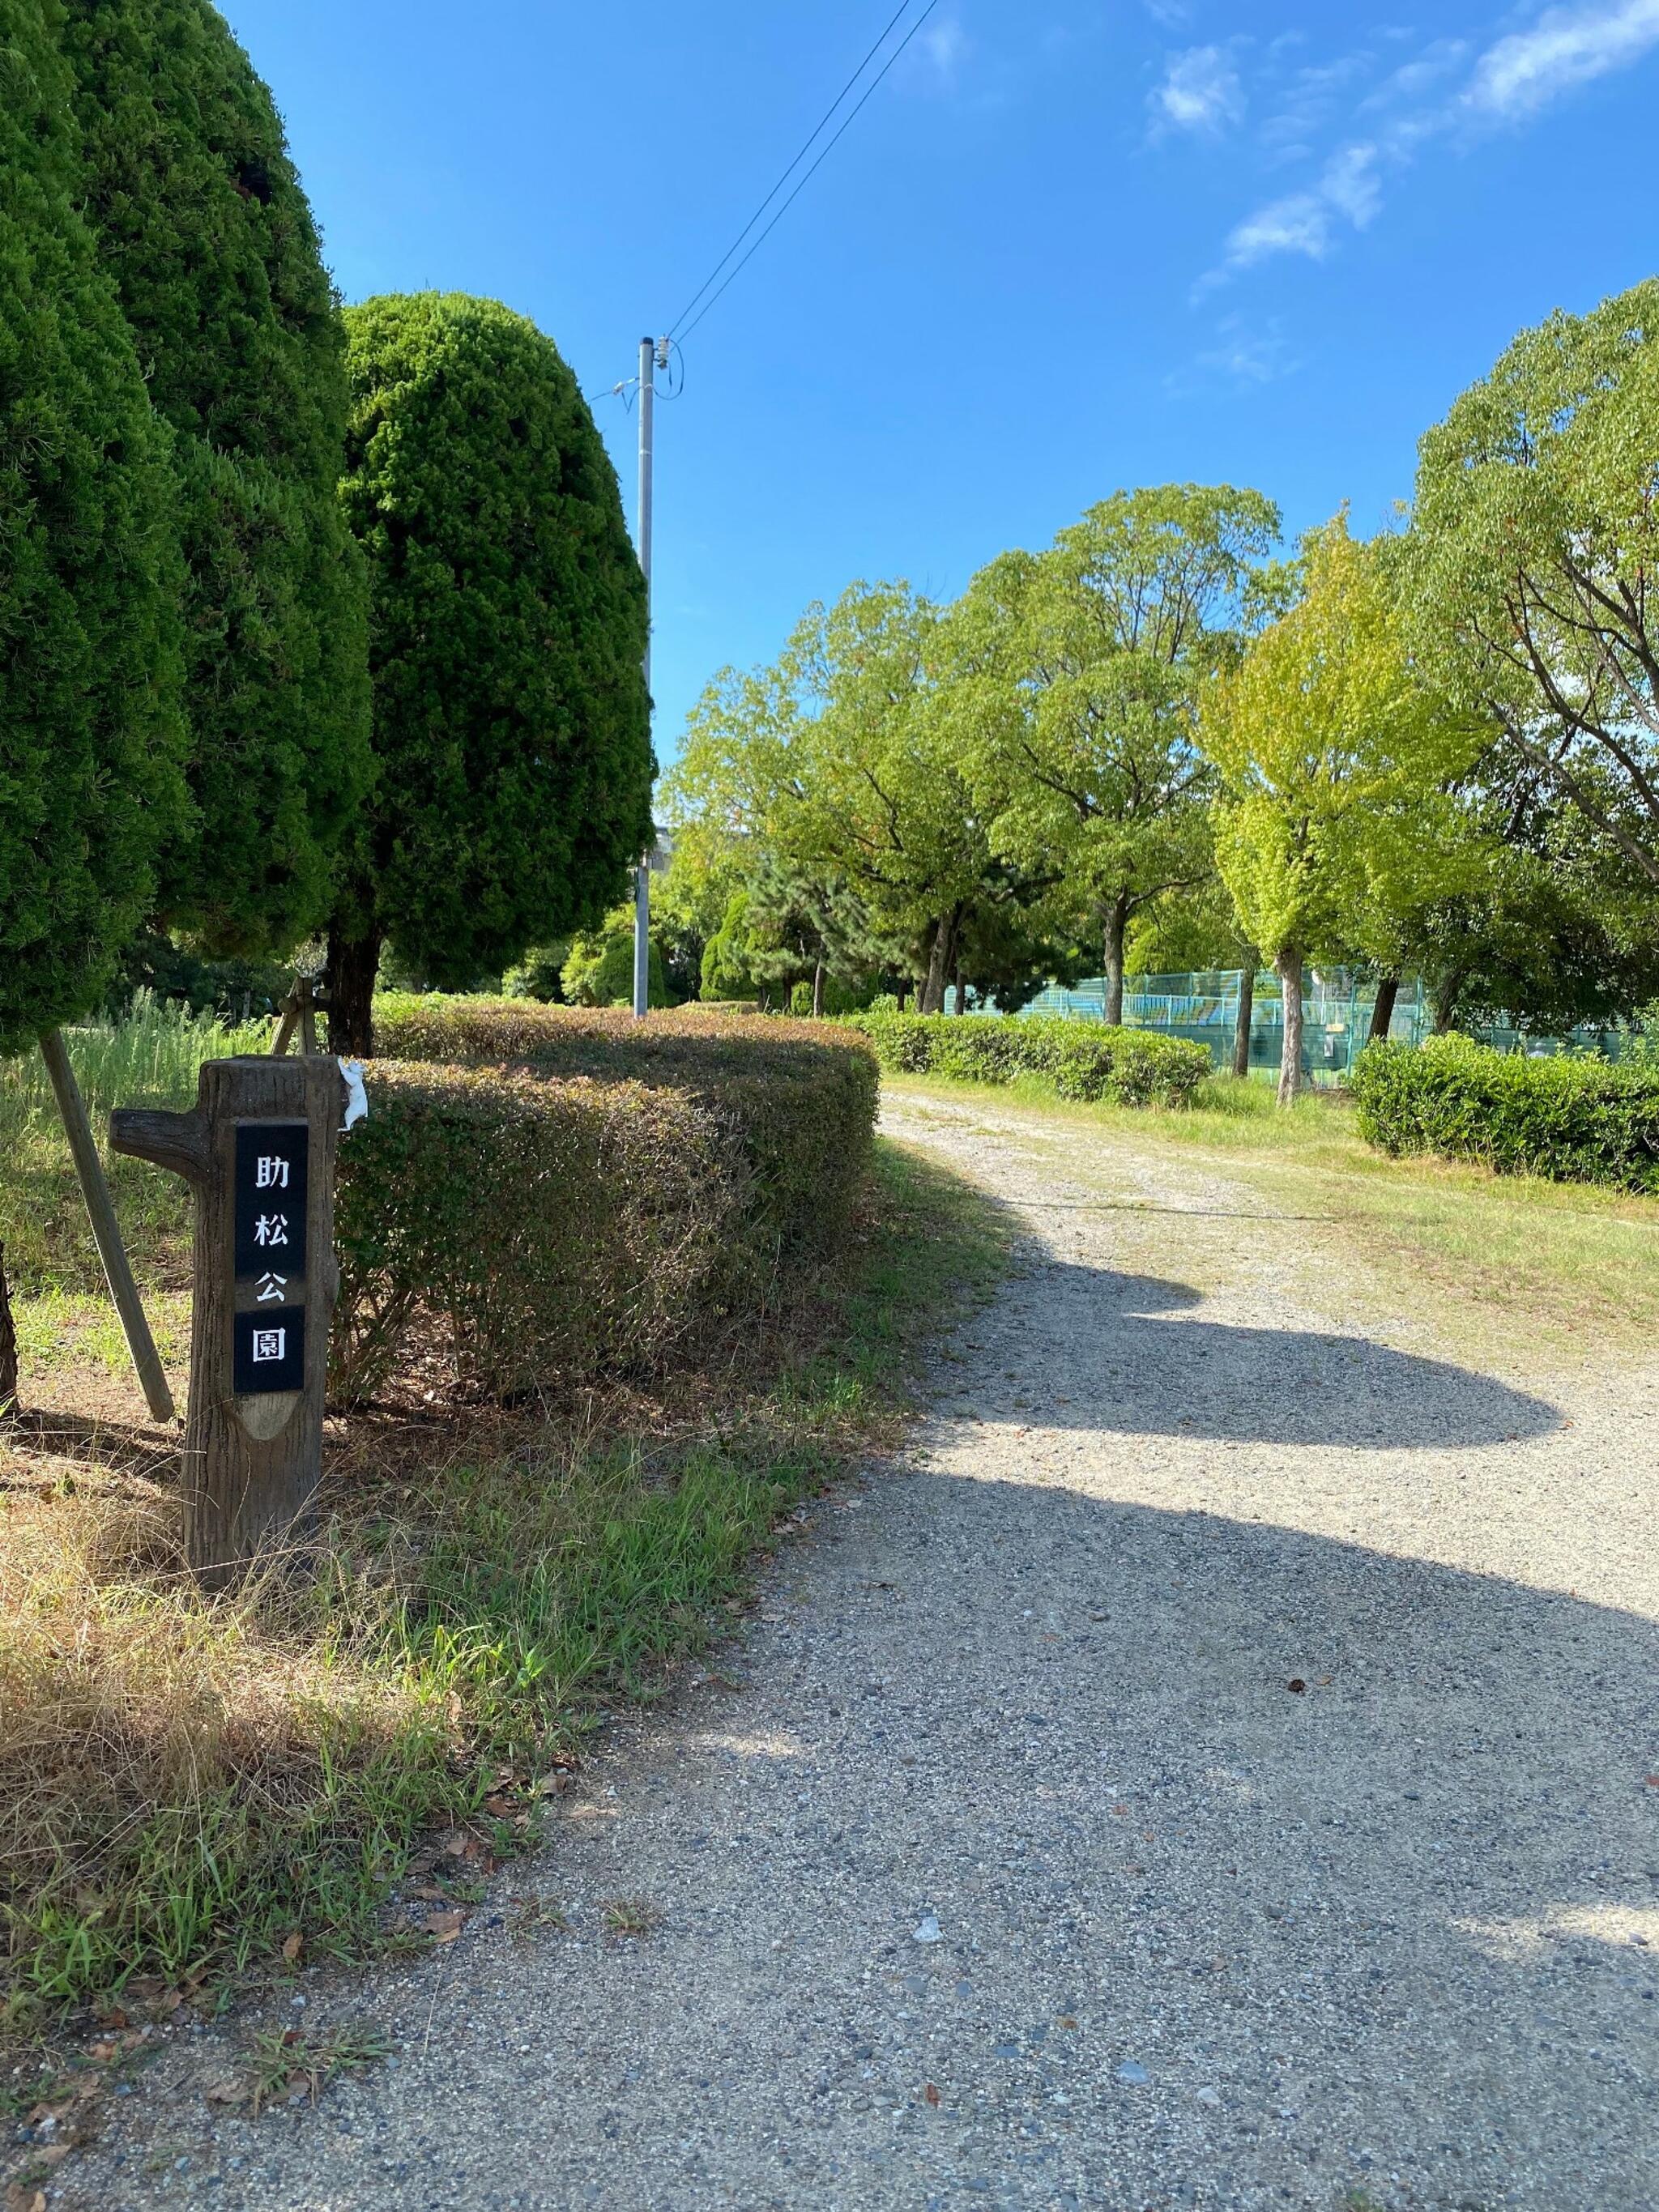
949 1265 1561 1447
818 1474 1658 2201
1 1406 180 1487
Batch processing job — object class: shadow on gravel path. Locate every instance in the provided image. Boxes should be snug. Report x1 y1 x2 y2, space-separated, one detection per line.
943 1265 1563 1448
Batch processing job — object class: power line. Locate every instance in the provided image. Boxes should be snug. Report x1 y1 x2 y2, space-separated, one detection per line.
667 0 917 339
669 0 944 345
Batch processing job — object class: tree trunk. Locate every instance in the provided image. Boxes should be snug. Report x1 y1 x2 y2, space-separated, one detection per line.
326 925 382 1058
1231 965 1255 1080
1431 974 1463 1034
952 958 966 1016
811 960 825 1019
895 979 910 1012
0 1243 17 1420
921 907 965 1016
1102 893 1129 1028
1276 945 1304 1106
1367 972 1400 1049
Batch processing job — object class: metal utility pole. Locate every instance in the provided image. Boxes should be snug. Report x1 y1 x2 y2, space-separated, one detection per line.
632 335 660 1020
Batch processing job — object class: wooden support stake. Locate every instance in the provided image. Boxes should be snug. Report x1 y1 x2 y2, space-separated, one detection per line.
113 1055 346 1587
39 1029 176 1425
0 1242 17 1420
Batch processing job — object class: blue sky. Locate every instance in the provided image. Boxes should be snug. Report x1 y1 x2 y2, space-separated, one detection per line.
224 0 1659 767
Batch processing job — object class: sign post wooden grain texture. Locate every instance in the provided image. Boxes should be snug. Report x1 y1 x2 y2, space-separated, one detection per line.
112 1055 346 1586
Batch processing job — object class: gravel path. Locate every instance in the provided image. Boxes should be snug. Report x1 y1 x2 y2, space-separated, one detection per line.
54 1088 1659 2211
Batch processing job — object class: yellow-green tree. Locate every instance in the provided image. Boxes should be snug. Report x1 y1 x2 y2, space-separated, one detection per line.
1205 517 1480 1102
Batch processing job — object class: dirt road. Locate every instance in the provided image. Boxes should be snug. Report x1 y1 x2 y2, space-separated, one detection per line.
62 1087 1659 2210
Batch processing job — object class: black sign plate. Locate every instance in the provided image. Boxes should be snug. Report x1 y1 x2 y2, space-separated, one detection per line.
234 1123 309 1280
233 1306 306 1394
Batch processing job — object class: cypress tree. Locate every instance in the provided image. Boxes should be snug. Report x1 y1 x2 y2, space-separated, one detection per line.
58 0 370 954
328 293 654 1054
0 0 185 1053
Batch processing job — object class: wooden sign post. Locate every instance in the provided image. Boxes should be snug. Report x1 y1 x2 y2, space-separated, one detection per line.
112 1055 347 1587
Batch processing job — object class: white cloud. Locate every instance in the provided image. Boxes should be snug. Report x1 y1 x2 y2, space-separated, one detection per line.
1201 0 1659 288
1152 45 1244 134
1320 142 1381 226
1466 0 1659 118
1220 143 1380 271
1225 190 1331 267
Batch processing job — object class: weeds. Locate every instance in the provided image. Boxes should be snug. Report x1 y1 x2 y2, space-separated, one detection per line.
599 1898 659 1937
247 2022 388 2116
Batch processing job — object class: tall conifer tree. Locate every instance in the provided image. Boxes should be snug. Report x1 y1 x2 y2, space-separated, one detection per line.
0 0 185 1051
59 0 370 953
329 293 653 1054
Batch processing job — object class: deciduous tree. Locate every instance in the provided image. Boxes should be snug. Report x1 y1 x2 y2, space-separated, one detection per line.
943 484 1281 1024
1409 279 1659 885
1205 517 1478 1102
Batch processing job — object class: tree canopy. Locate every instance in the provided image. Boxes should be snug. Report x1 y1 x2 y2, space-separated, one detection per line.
1409 279 1659 888
1205 516 1480 1097
0 0 186 1052
329 292 653 1053
60 0 370 954
942 484 1281 1022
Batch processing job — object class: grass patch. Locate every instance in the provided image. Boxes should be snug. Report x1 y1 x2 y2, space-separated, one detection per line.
886 1069 1659 1349
0 1138 1007 2035
1 996 270 1297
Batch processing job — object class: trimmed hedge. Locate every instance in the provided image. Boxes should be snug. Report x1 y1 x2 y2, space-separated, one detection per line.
844 1012 1210 1107
333 1065 736 1402
373 997 877 1281
1351 1036 1659 1192
335 1002 879 1400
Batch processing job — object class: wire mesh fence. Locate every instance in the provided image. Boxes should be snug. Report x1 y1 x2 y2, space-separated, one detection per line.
1018 970 1635 1080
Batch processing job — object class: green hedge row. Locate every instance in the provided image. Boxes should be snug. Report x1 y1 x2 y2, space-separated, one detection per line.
1351 1035 1659 1191
843 1012 1210 1107
333 1001 878 1400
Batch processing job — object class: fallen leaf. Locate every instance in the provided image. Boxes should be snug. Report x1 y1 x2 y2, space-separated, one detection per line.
421 1909 467 1943
205 2079 249 2106
6 2187 47 2212
923 2082 940 2107
483 1794 517 1819
36 2146 72 2170
87 2040 118 2063
1286 1679 1307 1694
1058 2016 1077 2030
281 1932 303 1963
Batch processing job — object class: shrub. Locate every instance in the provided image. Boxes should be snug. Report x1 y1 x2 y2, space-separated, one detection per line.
845 1012 1210 1107
1351 1035 1659 1192
338 1000 880 1398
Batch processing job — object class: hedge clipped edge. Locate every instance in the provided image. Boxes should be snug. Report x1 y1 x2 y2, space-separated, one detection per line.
842 1012 1210 1108
371 995 880 1272
1350 1035 1659 1192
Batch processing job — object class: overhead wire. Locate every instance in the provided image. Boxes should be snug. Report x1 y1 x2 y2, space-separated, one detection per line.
669 0 945 345
666 0 920 342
